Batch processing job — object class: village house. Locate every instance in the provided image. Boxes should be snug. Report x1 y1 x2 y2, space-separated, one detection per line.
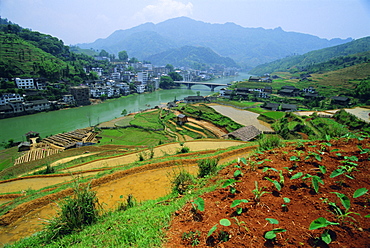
184 96 205 103
248 76 261 82
235 87 250 98
0 93 24 105
331 96 350 105
177 114 188 125
8 100 24 113
263 102 280 111
225 125 261 141
278 86 300 97
15 78 36 89
70 86 90 106
62 95 75 105
24 99 51 112
281 104 298 112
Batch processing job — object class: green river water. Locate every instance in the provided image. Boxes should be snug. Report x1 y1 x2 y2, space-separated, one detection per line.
0 74 250 144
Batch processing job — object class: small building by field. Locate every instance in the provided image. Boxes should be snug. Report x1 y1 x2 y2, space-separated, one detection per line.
225 125 261 141
177 114 188 125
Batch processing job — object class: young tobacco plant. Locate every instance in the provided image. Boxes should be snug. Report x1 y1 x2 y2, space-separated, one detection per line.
207 218 231 238
222 178 239 194
252 181 270 203
330 155 359 179
302 174 324 193
309 217 339 244
264 218 286 240
327 192 361 225
231 199 249 215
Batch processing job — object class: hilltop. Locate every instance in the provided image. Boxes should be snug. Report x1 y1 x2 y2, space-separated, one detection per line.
77 17 351 68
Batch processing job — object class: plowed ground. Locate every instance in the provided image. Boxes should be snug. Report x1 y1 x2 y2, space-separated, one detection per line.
165 137 370 248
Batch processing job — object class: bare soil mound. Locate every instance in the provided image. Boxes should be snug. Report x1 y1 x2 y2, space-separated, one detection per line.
165 138 370 247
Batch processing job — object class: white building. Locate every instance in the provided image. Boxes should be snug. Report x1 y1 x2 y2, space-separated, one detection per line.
0 93 24 105
24 99 51 112
137 71 150 85
136 84 146 94
62 95 76 105
15 78 35 89
111 72 121 81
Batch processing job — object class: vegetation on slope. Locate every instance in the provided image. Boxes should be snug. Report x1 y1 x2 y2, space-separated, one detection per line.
250 36 370 74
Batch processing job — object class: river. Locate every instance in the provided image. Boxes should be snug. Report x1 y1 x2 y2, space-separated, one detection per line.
0 73 250 144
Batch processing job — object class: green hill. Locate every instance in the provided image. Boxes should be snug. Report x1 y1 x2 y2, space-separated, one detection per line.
146 45 238 69
249 36 370 75
0 33 72 80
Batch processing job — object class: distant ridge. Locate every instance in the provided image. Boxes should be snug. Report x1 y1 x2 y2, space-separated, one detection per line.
77 17 352 68
249 36 370 74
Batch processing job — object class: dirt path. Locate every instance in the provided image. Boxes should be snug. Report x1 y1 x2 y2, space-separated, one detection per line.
207 104 273 132
62 140 245 173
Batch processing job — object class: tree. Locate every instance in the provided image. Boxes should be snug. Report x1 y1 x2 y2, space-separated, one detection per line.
165 64 174 72
159 76 175 89
129 57 139 63
118 51 128 61
168 71 183 81
99 49 109 57
121 109 127 116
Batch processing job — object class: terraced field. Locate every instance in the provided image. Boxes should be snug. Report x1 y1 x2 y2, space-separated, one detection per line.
0 139 255 246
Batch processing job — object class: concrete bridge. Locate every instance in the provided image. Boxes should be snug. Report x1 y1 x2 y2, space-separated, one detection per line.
174 81 229 91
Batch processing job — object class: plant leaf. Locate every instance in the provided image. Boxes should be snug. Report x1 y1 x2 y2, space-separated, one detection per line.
291 172 303 180
353 188 368 198
321 231 332 244
231 199 248 208
240 157 247 165
283 197 291 204
309 217 339 230
234 169 242 178
236 207 243 215
193 197 205 211
318 165 327 174
330 168 345 178
264 230 277 239
265 218 279 224
207 224 218 237
220 218 231 226
265 177 282 191
222 179 238 188
265 228 286 239
331 192 350 210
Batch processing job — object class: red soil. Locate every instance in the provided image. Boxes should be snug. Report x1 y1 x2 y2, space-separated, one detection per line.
164 137 370 248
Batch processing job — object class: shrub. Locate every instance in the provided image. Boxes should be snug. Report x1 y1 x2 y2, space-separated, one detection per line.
42 182 100 241
198 158 219 178
171 169 195 195
117 194 137 211
258 134 283 151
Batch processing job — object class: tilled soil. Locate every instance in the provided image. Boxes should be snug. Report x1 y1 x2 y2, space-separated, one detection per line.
164 137 370 248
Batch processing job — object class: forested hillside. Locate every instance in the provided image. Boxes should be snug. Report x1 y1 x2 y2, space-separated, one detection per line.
0 19 107 82
250 36 370 74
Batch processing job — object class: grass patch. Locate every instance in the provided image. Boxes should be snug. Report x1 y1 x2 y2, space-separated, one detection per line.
129 109 164 130
261 111 285 120
98 127 173 146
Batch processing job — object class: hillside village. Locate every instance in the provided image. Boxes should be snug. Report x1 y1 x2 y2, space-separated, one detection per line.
0 60 239 118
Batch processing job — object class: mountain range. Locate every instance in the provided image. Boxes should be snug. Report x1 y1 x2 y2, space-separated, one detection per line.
249 36 370 75
77 17 352 68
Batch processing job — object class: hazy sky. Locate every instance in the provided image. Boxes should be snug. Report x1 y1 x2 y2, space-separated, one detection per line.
1 0 370 45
